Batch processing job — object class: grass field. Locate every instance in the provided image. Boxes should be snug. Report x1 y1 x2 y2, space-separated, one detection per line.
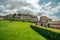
0 20 46 40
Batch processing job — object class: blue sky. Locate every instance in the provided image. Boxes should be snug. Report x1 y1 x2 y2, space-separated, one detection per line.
0 0 60 21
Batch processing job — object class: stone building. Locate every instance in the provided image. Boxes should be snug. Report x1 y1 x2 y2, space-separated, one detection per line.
0 16 5 20
49 21 60 28
6 13 38 22
0 16 3 20
40 16 52 23
40 16 60 29
40 16 52 27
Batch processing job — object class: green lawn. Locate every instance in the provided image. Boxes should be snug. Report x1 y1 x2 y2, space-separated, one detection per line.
0 20 46 40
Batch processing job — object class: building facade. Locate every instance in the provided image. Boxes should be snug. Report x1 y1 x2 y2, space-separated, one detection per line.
40 16 52 27
40 16 60 29
49 21 60 28
6 13 38 22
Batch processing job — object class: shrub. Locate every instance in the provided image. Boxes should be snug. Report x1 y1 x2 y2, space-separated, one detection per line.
31 25 60 40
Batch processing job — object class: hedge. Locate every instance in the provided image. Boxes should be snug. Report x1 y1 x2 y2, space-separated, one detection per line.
31 25 60 40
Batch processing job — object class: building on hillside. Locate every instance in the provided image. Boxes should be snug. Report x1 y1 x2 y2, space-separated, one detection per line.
40 16 52 27
5 14 13 19
40 16 52 23
6 13 38 22
30 15 38 23
39 16 60 29
0 16 5 20
49 21 60 28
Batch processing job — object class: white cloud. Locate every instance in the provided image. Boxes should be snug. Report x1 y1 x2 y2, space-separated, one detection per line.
0 0 60 21
4 0 41 15
45 2 51 7
51 5 60 13
37 2 60 21
0 5 5 10
6 4 11 9
58 2 60 5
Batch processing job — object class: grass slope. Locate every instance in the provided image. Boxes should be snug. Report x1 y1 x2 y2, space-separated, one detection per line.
0 20 46 40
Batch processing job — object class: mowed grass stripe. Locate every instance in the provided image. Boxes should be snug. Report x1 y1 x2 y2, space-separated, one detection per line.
0 20 46 40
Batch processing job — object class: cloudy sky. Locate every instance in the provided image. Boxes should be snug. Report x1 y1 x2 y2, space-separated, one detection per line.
0 0 60 21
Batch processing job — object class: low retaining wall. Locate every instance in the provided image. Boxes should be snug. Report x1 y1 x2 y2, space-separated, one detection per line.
50 24 60 29
31 25 60 40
